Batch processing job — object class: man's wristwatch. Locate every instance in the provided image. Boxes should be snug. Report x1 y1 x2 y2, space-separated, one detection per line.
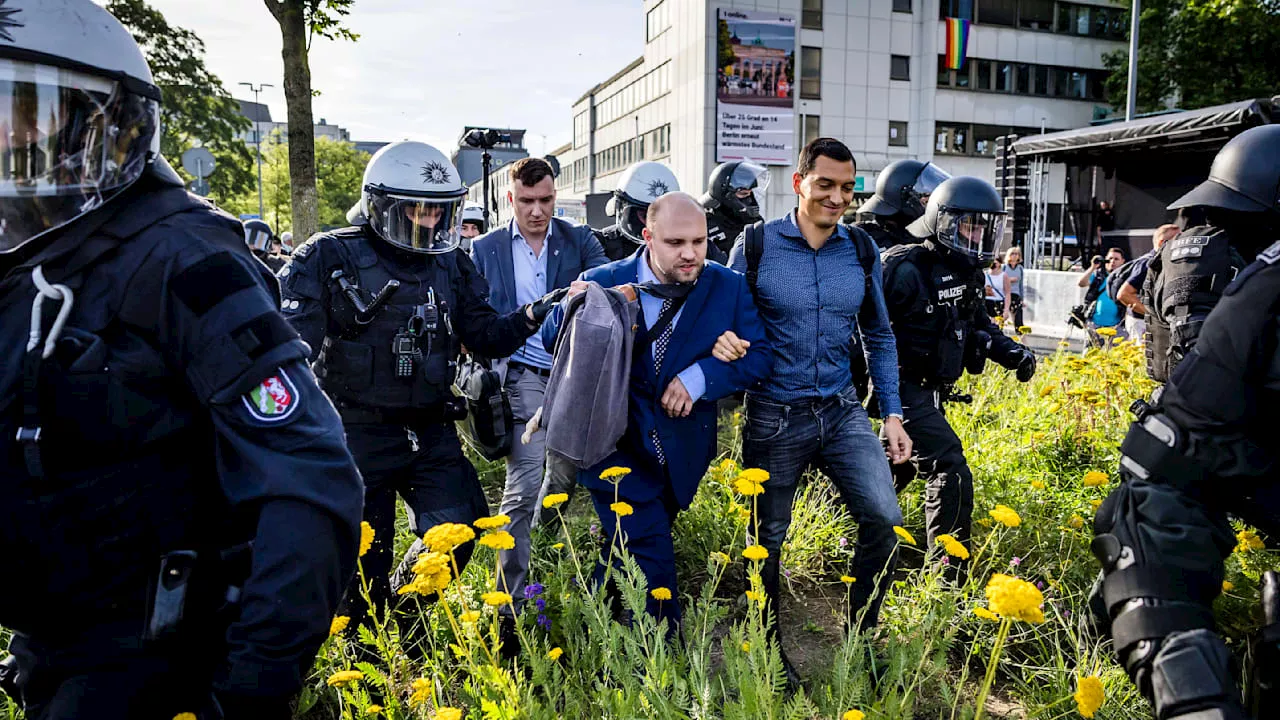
885 413 904 421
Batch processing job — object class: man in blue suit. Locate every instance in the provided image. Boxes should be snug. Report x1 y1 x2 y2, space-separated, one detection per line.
548 192 771 626
470 158 607 640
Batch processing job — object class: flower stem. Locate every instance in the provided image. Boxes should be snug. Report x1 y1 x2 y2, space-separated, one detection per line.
973 617 1012 720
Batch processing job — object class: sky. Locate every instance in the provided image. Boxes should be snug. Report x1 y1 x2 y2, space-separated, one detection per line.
140 0 645 156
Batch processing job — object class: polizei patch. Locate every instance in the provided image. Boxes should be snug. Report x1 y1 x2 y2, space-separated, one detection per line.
242 369 300 423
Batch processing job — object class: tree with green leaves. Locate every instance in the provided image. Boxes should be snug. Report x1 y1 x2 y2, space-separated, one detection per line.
263 0 358 244
107 0 254 203
1103 0 1280 114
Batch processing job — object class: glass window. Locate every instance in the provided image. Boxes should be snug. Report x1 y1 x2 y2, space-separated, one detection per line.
972 124 1006 157
801 46 822 99
935 123 968 154
1015 63 1030 94
1074 5 1091 35
977 0 1016 26
893 0 912 12
889 121 909 146
890 55 911 81
940 0 975 20
956 62 971 88
937 55 952 87
803 0 823 29
1018 0 1054 29
996 61 1013 92
1033 64 1049 95
976 59 993 90
802 115 821 146
646 1 669 42
1050 67 1069 97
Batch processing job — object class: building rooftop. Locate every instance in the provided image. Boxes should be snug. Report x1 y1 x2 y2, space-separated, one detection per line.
573 56 645 107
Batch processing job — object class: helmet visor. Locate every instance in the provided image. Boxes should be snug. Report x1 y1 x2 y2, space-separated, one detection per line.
937 209 1005 262
731 161 770 209
619 200 648 244
245 225 272 252
911 163 951 200
366 189 465 254
0 59 156 252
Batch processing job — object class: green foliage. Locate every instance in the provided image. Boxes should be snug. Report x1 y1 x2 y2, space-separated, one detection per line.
1102 0 1280 113
306 0 360 46
220 135 371 234
106 0 254 201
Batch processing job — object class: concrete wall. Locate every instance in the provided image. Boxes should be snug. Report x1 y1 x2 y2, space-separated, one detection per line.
1021 268 1090 340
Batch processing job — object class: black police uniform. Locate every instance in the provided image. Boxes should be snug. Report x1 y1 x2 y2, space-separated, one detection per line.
595 224 639 263
704 208 742 266
855 217 913 251
253 248 287 274
881 241 1034 556
0 163 364 719
279 225 538 620
1092 240 1280 720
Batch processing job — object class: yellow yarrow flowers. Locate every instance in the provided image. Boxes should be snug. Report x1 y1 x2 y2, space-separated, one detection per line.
973 607 999 622
329 615 350 637
733 477 765 496
1082 470 1109 487
1074 675 1105 718
359 521 375 557
437 709 463 720
423 523 475 552
742 545 769 561
1068 514 1086 529
473 514 510 530
610 501 634 517
988 505 1022 527
1237 529 1266 553
842 710 866 720
840 575 856 584
479 530 516 551
548 647 564 661
650 587 672 601
600 466 632 481
984 573 1045 624
326 669 364 687
481 591 513 607
542 493 569 509
936 534 970 560
893 526 917 545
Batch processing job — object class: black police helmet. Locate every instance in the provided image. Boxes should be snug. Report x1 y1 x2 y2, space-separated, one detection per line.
243 218 273 253
906 176 1006 265
703 161 770 224
1169 124 1280 215
860 160 951 221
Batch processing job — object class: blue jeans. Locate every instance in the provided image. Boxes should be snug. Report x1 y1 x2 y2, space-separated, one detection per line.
743 384 903 632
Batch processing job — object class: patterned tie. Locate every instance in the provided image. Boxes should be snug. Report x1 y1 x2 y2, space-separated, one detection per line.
651 297 676 465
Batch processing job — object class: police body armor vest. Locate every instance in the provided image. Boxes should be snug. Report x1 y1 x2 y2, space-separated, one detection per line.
1143 226 1246 382
883 244 985 385
705 210 744 259
315 229 460 410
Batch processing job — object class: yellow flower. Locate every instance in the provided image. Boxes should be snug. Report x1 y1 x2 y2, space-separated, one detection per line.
399 551 452 596
1074 675 1105 718
984 573 1045 624
650 587 672 601
1090 498 1103 510
1237 529 1266 553
740 641 751 652
610 501 634 517
329 615 350 637
542 493 569 509
174 715 198 720
893 526 917 545
408 678 431 708
1038 383 1055 398
460 610 482 623
988 505 1022 528
1058 340 1071 348
1030 480 1046 490
973 607 999 622
423 523 475 553
366 706 383 715
438 709 463 720
1018 326 1032 335
1082 470 1109 487
742 545 769 561
745 590 764 603
936 534 970 560
733 477 765 496
481 591 513 607
842 710 866 720
1222 581 1235 592
711 551 731 564
840 575 856 584
547 646 564 661
1096 326 1117 337
1068 514 1086 529
359 521 375 557
473 514 511 530
718 458 738 473
326 669 364 687
552 542 565 550
737 468 770 485
479 531 516 550
599 466 632 481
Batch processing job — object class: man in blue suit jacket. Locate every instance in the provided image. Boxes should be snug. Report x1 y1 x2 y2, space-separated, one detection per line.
547 192 771 626
470 158 607 638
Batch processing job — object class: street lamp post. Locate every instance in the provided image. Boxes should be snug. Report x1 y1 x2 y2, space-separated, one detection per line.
239 81 273 220
1125 0 1141 121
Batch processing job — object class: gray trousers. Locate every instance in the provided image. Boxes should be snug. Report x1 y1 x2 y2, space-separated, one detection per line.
499 364 576 615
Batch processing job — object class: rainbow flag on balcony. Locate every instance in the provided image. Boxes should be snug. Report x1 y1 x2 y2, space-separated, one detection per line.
944 17 971 70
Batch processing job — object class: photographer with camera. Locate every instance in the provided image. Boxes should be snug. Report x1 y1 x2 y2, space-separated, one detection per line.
1073 248 1126 345
280 142 567 631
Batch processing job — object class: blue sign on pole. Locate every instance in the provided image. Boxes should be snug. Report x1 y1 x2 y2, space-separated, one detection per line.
239 213 261 221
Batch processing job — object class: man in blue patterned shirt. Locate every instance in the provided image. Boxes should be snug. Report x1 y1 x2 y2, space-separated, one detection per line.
720 137 912 689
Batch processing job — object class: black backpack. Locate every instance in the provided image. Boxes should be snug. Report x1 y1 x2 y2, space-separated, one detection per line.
1106 257 1142 305
743 221 878 400
453 354 514 461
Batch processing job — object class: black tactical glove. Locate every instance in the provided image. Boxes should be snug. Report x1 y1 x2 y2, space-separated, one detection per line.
524 286 571 327
1015 350 1036 383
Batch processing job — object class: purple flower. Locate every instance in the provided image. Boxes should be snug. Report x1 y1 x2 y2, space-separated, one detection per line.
1011 556 1023 567
524 583 545 600
1035 580 1045 591
589 523 600 536
838 537 848 548
536 597 546 612
1063 608 1072 618
941 555 950 566
537 614 551 630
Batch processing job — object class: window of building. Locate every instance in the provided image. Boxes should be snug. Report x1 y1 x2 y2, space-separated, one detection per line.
972 124 1006 156
955 61 971 88
800 46 822 99
893 0 912 12
939 0 975 20
975 59 993 90
1033 64 1049 95
646 1 670 42
995 61 1014 91
889 121 909 146
802 0 823 29
937 55 953 87
936 123 968 154
976 0 1017 25
1015 63 1031 94
574 111 590 149
1018 0 1055 29
802 115 821 147
889 55 911 82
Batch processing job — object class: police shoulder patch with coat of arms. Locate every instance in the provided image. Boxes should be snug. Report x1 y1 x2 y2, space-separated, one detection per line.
242 368 301 423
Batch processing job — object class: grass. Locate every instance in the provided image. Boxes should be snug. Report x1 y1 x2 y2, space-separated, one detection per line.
1 337 1274 719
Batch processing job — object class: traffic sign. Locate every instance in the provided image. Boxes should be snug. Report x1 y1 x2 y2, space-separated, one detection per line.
181 146 216 178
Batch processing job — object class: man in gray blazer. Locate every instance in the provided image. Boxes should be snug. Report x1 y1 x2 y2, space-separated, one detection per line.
470 157 607 651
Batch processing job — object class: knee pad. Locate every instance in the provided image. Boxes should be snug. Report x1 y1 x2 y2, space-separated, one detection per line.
1150 629 1247 720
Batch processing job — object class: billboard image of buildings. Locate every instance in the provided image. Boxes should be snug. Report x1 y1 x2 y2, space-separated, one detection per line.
715 8 796 165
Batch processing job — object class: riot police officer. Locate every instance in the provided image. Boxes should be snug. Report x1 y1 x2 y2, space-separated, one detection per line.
1143 125 1280 384
1092 124 1280 720
595 161 681 261
880 176 1036 567
701 160 770 264
0 2 364 717
279 141 566 626
244 217 286 273
855 159 951 250
459 202 486 252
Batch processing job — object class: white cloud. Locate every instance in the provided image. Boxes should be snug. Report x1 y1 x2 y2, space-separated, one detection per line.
142 0 644 155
